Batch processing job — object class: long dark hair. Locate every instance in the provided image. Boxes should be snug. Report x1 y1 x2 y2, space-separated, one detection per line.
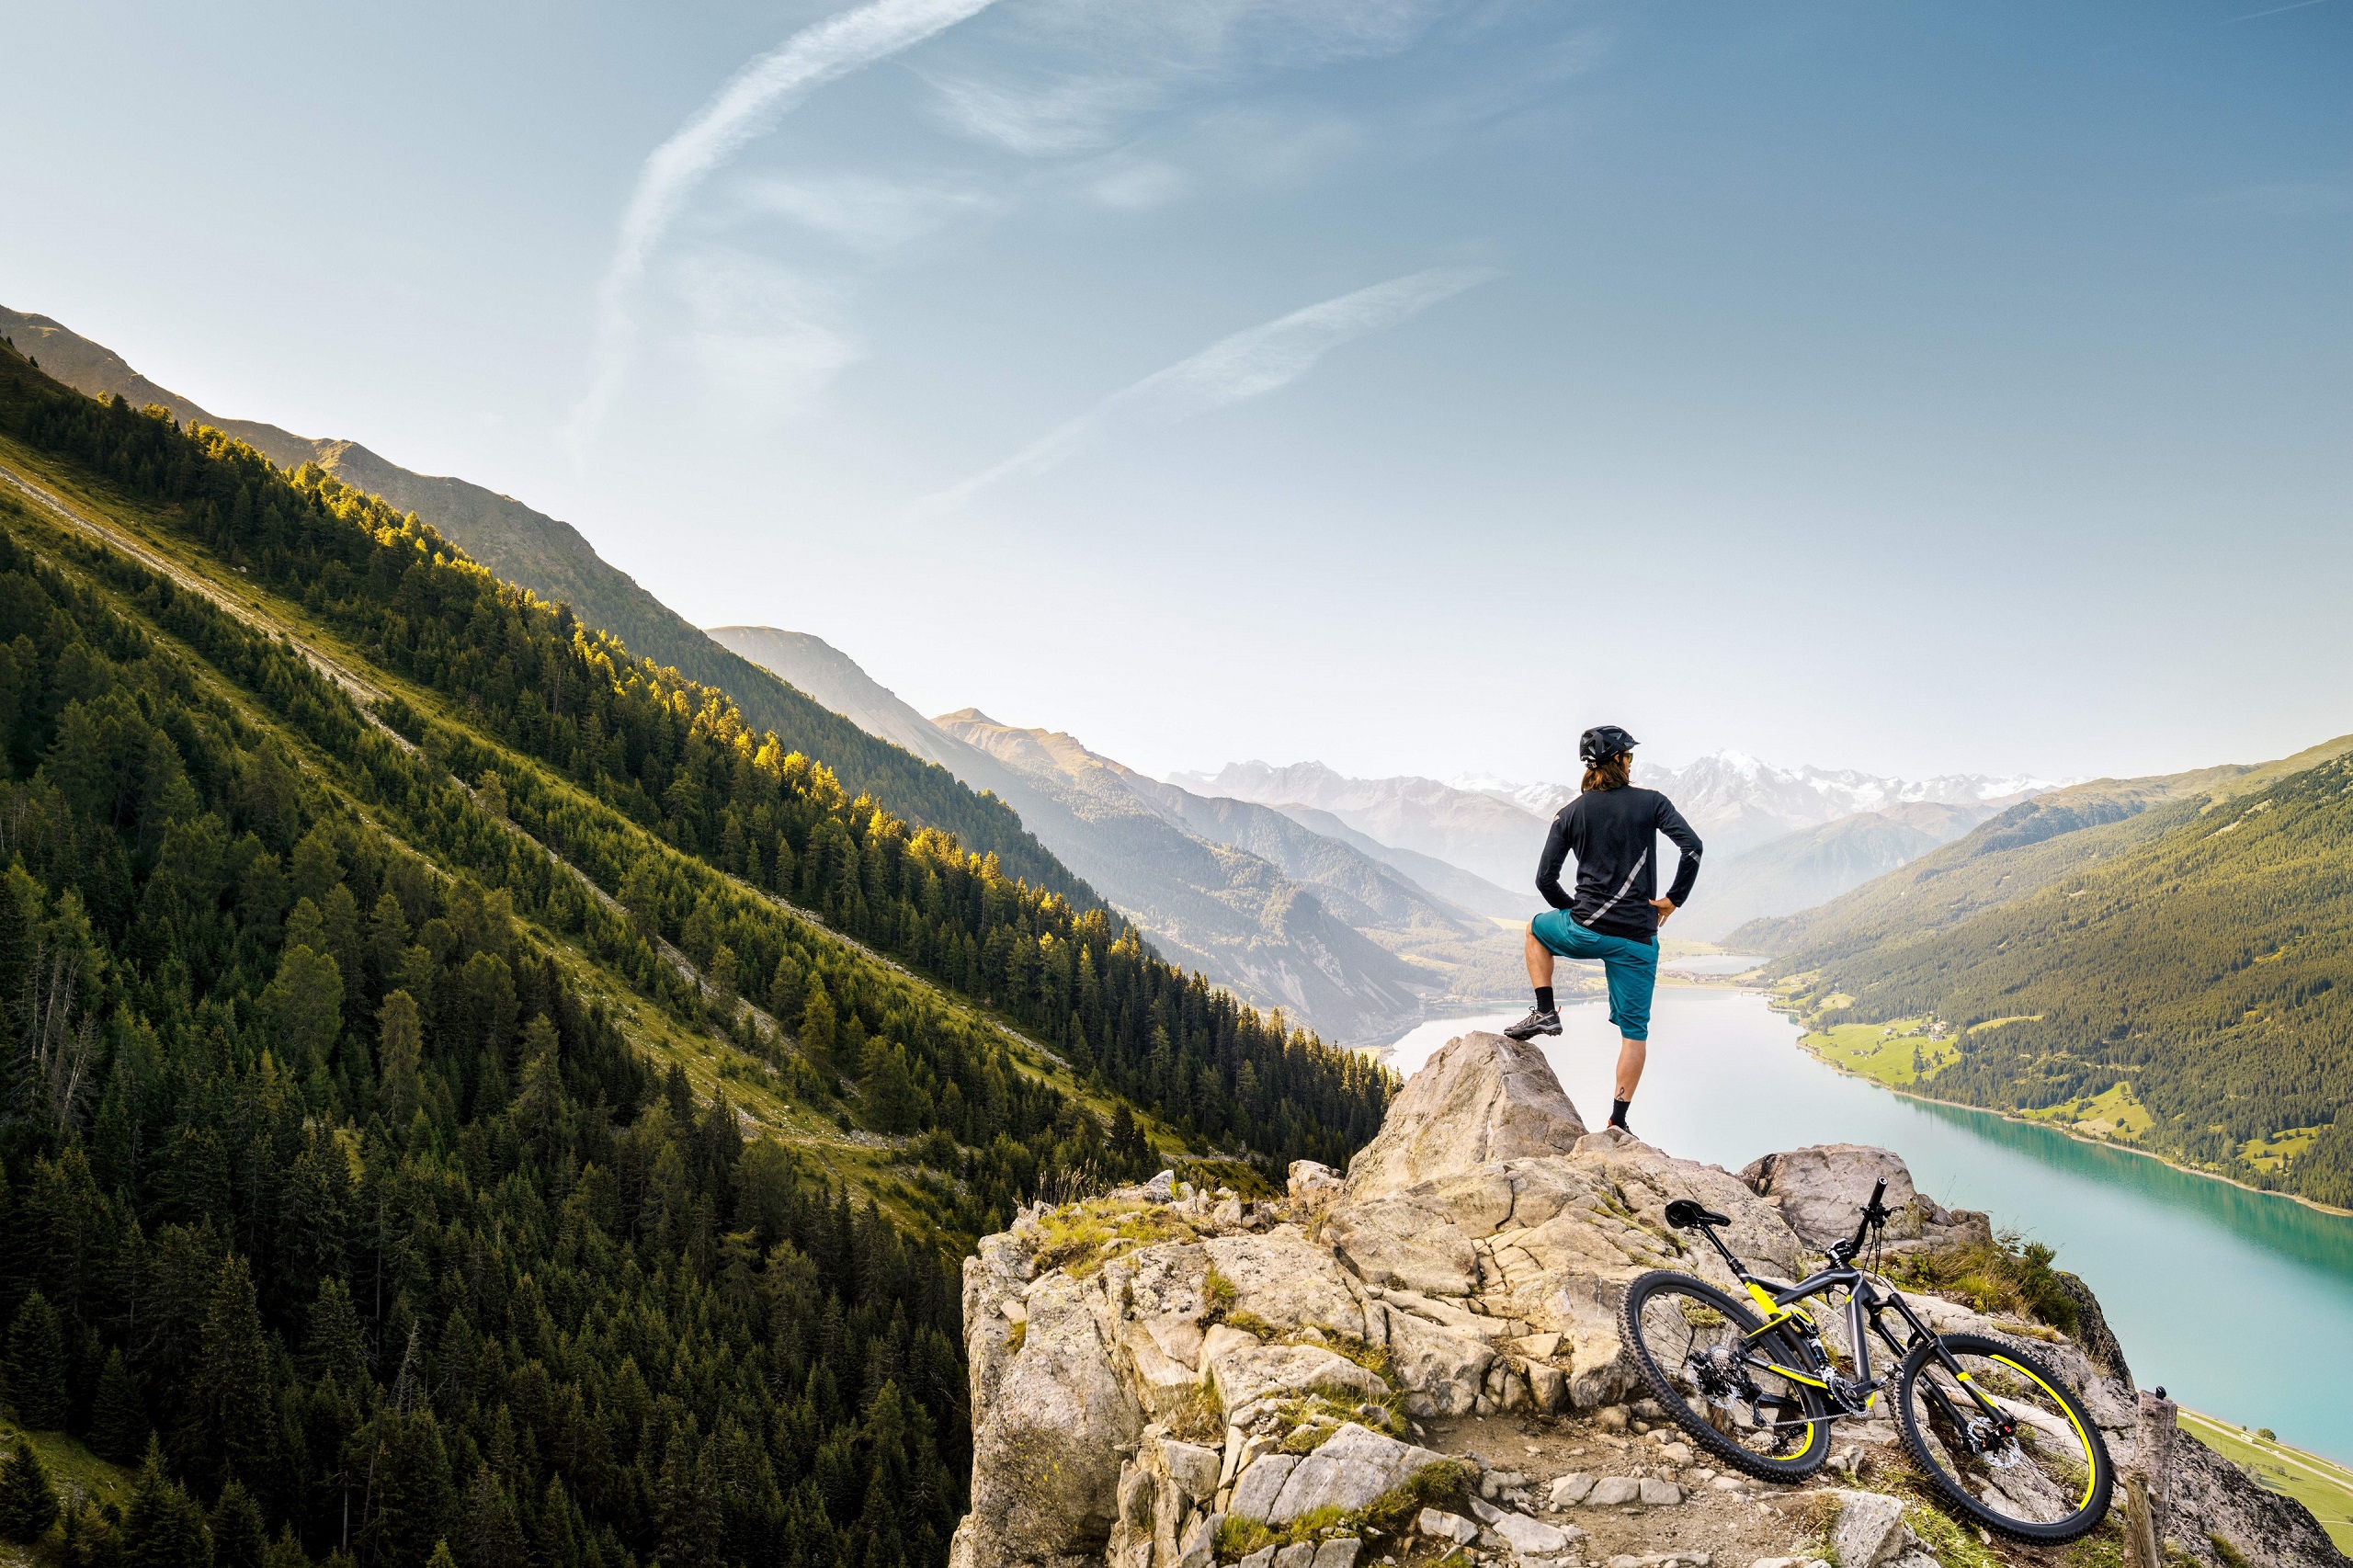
1581 752 1632 792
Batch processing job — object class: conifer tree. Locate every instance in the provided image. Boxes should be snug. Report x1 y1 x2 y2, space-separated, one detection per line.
3 1291 67 1430
90 1347 150 1462
262 1525 311 1568
0 1436 60 1543
121 1441 212 1568
187 1256 273 1493
456 1466 528 1568
377 990 424 1125
210 1480 267 1568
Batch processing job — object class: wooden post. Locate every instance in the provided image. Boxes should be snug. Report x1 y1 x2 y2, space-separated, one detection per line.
2124 1388 2178 1568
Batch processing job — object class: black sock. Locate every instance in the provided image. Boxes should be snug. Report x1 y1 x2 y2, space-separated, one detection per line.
1609 1098 1631 1128
1534 986 1554 1013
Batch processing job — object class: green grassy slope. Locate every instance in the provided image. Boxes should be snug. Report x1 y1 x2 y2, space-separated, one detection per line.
1750 742 2353 1206
0 305 1088 904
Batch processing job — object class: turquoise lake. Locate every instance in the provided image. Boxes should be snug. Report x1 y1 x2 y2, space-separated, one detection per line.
1380 988 2353 1466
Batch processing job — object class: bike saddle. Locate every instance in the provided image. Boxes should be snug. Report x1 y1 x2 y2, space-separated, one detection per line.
1664 1199 1730 1230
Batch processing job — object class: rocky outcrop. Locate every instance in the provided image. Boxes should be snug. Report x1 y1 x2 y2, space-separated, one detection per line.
1736 1142 1991 1255
1341 1031 1586 1201
952 1034 2347 1568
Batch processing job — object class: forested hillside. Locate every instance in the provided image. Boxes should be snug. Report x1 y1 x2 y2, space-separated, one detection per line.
0 307 1081 903
1755 745 2353 1208
0 342 1392 1568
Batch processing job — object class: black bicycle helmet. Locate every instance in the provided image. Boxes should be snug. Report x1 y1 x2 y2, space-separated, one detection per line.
1579 725 1639 764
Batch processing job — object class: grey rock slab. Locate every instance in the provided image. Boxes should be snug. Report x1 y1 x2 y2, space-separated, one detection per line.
1824 1489 1912 1568
1201 1231 1371 1338
1161 1438 1222 1503
1341 1032 1586 1202
1269 1423 1449 1523
1418 1509 1480 1546
1375 1307 1494 1417
1546 1474 1594 1507
960 1273 1141 1563
1483 1511 1573 1556
1176 1511 1221 1568
1636 1479 1681 1506
1239 1551 1276 1568
1210 1342 1390 1416
1220 1426 1248 1488
1227 1453 1300 1522
1736 1147 1930 1248
1273 1544 1316 1568
1585 1477 1643 1506
1312 1540 1361 1568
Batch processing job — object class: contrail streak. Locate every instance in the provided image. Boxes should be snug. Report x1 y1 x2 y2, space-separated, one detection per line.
570 0 999 451
917 265 1497 512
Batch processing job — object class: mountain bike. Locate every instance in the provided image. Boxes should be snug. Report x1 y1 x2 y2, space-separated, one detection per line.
1617 1179 2112 1543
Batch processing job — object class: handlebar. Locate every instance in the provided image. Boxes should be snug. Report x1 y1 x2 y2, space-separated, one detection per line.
1847 1176 1890 1256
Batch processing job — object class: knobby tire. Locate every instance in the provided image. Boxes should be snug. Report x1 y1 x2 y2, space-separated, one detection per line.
1618 1269 1833 1483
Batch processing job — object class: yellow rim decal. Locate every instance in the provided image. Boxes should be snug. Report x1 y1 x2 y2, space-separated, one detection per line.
1988 1355 2100 1512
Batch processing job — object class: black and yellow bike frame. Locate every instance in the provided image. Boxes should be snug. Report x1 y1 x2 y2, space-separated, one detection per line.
1686 1220 2016 1451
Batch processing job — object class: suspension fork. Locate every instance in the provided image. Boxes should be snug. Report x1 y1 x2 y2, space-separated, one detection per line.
1875 1287 2014 1437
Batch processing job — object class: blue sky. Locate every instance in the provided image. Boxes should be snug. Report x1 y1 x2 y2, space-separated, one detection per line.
4 0 2347 784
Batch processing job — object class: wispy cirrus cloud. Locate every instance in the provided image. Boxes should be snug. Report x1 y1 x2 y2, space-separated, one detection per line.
569 0 1001 452
917 0 1460 156
733 172 1002 252
916 264 1497 512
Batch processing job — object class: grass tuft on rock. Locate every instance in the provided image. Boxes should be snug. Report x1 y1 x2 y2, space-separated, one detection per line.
1031 1200 1201 1278
1886 1233 2080 1335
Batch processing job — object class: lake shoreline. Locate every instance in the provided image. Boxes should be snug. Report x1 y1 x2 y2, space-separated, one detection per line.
1788 1029 2353 1222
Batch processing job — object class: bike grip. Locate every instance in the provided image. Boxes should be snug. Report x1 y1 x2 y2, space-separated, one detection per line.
1869 1177 1887 1208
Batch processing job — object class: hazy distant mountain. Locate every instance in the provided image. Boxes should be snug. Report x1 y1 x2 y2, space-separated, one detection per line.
1266 805 1537 922
1171 761 1552 890
710 627 1523 1040
0 306 1084 898
929 713 1446 1041
1460 751 2056 861
1185 750 2056 939
708 625 975 772
1669 800 1999 942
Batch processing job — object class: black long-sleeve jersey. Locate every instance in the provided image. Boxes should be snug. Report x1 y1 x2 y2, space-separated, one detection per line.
1534 786 1703 941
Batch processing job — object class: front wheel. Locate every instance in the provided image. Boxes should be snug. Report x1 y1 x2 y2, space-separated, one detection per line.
1893 1332 2113 1542
1618 1270 1834 1482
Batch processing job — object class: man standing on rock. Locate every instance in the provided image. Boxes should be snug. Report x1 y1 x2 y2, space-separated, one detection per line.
1505 725 1702 1137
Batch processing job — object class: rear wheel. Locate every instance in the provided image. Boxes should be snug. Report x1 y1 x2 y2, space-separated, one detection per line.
1893 1333 2113 1542
1618 1270 1833 1482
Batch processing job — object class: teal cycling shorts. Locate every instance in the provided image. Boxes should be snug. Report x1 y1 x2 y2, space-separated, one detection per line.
1529 909 1658 1040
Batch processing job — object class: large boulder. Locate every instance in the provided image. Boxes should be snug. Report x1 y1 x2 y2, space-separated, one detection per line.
1341 1031 1586 1201
1337 1125 1809 1410
1263 1423 1451 1523
950 1034 2344 1568
1737 1143 1989 1253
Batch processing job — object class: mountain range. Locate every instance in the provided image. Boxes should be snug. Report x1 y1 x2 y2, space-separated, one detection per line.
0 303 2083 1031
1176 753 2053 942
707 626 1528 1041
